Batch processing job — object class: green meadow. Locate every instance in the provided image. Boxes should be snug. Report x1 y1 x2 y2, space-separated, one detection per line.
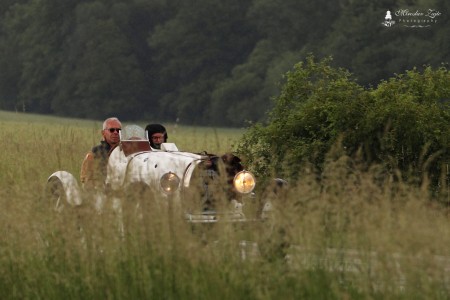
0 110 449 299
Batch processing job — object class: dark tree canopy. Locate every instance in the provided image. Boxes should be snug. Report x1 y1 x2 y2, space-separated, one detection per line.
0 0 448 126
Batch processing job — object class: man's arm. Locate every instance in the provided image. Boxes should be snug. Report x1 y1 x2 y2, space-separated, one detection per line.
80 151 97 190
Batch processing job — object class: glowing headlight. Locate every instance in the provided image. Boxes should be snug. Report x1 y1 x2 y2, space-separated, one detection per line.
160 172 180 194
233 171 256 194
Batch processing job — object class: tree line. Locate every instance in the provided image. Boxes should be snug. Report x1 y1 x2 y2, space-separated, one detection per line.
0 0 448 127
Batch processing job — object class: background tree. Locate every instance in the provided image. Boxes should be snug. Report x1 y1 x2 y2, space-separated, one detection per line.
320 0 448 86
148 0 257 124
0 5 20 111
236 56 450 193
2 0 78 113
208 0 341 126
53 1 147 120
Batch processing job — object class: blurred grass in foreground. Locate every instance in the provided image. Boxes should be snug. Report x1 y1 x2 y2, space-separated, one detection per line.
0 111 449 299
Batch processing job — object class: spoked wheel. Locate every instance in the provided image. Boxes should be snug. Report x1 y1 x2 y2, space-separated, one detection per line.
46 177 68 213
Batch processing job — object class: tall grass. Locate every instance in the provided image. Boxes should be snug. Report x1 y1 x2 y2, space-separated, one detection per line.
0 111 449 299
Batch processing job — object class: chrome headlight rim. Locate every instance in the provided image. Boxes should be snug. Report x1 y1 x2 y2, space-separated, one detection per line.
233 170 256 194
160 172 180 195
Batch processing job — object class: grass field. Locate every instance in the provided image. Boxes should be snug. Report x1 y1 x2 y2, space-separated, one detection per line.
0 111 449 299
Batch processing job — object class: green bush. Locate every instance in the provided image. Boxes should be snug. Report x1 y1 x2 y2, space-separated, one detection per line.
237 55 450 194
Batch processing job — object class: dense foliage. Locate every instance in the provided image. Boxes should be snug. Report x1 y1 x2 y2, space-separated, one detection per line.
0 0 448 126
236 55 450 195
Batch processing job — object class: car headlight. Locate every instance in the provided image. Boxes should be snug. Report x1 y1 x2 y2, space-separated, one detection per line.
233 171 256 194
160 172 180 194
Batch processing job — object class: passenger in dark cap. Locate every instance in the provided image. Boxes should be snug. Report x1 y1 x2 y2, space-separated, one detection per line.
145 123 168 149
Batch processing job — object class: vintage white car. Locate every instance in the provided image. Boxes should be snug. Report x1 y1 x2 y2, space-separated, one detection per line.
46 125 276 223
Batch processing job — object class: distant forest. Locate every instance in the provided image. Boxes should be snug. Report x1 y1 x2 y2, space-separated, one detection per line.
0 0 448 126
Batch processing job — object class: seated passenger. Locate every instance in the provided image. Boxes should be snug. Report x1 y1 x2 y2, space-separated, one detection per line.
145 123 168 150
80 117 122 190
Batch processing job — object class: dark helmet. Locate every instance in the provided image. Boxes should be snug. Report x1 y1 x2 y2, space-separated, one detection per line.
145 123 168 148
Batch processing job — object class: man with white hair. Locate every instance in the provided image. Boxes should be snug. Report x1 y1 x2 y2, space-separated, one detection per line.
80 117 122 189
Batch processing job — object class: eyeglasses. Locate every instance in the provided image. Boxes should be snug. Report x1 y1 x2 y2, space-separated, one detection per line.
106 128 121 133
151 135 164 140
